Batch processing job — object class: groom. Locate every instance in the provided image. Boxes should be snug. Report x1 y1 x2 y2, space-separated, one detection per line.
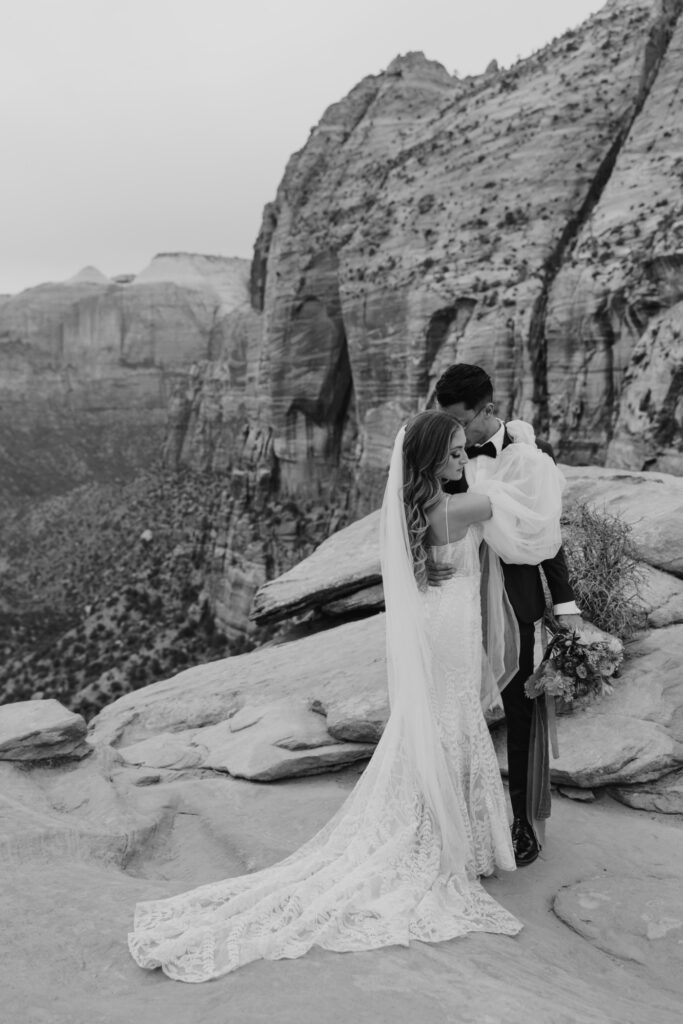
434 363 582 867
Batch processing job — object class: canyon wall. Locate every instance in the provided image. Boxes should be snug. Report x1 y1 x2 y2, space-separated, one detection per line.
0 254 252 502
202 0 681 512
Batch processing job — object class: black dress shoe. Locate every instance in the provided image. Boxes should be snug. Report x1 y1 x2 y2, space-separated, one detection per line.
511 818 539 867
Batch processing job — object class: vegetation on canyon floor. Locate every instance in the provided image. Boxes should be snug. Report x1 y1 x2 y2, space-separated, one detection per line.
0 469 240 717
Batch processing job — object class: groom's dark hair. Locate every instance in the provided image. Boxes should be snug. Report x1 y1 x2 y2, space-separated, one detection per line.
435 363 493 410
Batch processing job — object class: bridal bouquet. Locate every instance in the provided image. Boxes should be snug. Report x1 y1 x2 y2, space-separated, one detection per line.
525 625 624 758
525 625 624 706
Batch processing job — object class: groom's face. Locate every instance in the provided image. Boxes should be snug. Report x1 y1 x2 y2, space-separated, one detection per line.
441 400 496 445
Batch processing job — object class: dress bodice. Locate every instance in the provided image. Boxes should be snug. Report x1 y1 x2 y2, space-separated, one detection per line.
429 524 482 578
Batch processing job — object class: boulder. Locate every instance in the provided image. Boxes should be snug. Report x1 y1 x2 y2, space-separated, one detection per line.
251 463 683 627
197 702 375 781
634 563 683 627
89 615 389 752
562 465 683 577
609 766 683 815
315 691 390 744
251 510 381 623
117 705 375 783
0 699 90 761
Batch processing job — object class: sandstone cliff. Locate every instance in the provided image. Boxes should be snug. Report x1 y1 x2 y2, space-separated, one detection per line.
0 253 252 503
189 0 683 514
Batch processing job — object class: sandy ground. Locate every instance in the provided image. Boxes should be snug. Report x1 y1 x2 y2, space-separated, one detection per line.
2 762 682 1024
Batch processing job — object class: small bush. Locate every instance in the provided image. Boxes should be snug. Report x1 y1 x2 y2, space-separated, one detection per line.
553 501 644 639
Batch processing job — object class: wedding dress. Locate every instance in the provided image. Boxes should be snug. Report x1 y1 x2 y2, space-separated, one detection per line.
128 425 563 983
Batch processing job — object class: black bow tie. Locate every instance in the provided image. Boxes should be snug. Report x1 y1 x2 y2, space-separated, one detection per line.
465 441 497 459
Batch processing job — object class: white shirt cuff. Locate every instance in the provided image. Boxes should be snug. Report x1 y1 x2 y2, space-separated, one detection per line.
553 601 580 616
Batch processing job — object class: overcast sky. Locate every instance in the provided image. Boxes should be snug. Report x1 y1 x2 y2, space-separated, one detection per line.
1 0 606 295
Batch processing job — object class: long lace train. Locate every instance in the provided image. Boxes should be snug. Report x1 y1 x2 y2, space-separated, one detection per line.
128 530 521 983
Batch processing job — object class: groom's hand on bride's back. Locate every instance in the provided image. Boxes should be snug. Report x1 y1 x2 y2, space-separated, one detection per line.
426 557 455 587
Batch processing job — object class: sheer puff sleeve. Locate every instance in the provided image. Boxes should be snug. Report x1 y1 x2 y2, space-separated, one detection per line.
469 436 564 565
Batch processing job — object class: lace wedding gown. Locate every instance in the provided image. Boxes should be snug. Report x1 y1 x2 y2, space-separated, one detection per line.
128 525 522 983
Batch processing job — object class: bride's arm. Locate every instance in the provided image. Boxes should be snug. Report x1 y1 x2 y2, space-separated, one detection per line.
425 494 491 547
449 493 492 527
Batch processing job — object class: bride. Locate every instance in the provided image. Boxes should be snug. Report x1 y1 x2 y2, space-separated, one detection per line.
128 410 563 982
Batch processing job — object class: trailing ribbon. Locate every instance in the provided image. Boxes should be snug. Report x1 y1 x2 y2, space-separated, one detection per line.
540 618 560 759
525 620 556 847
527 692 551 847
547 692 559 759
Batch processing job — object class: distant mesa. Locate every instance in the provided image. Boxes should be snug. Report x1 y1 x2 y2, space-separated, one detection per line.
64 265 110 286
8 253 251 301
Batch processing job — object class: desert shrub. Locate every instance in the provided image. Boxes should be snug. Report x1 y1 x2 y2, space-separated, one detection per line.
553 501 644 639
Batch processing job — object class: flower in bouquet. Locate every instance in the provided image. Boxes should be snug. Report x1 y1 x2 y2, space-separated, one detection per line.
525 624 624 707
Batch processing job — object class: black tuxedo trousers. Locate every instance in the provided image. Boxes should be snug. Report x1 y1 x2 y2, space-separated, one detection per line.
445 432 575 822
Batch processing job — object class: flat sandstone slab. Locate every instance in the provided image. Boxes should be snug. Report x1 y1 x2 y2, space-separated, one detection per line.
251 510 381 623
553 875 683 996
251 466 683 626
2 762 683 1024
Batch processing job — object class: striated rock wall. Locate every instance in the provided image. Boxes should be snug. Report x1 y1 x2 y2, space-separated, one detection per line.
547 0 683 471
186 0 682 513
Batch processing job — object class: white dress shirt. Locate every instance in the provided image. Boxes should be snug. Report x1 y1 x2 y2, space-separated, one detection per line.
465 420 580 617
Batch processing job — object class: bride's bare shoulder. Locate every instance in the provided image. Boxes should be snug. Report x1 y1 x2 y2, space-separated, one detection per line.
426 492 490 545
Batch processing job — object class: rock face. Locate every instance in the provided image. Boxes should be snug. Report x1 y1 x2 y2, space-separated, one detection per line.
0 253 252 503
548 5 683 474
218 0 683 513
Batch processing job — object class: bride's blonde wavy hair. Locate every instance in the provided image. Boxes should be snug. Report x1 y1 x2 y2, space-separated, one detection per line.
402 411 465 589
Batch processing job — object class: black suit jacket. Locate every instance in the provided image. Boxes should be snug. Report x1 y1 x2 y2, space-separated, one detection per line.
445 429 575 624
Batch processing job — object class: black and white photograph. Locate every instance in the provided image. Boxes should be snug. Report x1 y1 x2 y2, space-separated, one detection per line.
1 1 683 1021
